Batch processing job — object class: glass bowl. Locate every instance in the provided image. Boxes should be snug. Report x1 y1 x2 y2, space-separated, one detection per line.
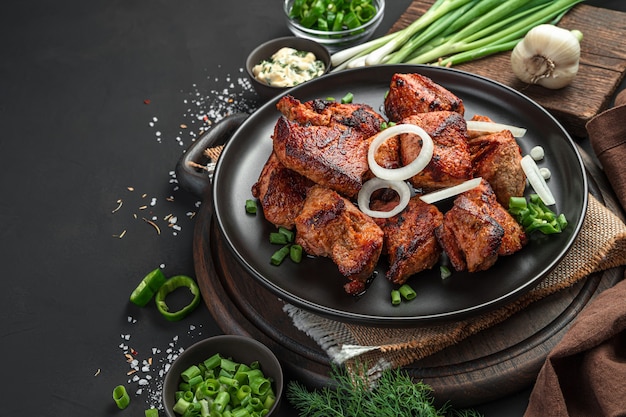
284 0 385 52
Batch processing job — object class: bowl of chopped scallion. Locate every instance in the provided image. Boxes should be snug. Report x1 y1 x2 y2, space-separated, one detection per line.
162 335 284 417
284 0 384 51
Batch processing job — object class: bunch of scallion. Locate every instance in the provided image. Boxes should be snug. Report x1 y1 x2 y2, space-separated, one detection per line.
331 0 583 70
287 364 484 417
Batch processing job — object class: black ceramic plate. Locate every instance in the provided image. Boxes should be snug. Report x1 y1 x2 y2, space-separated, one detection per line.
211 65 587 325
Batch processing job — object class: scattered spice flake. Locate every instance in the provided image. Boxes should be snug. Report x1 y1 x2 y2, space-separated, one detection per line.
139 205 148 210
142 218 161 235
142 193 148 198
125 353 134 362
166 196 175 202
131 348 138 355
180 124 188 129
94 368 101 376
127 369 138 375
144 99 151 105
113 230 127 239
112 199 123 213
127 187 135 192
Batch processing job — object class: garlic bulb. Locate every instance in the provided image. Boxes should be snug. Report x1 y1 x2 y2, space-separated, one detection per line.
511 24 583 89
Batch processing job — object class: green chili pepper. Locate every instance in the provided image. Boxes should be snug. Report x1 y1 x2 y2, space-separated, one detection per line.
130 268 167 307
154 275 201 321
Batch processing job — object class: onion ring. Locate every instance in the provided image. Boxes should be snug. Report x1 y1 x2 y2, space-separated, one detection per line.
357 177 411 219
368 124 434 181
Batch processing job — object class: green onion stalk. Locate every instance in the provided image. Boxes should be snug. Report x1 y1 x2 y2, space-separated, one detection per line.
330 0 583 70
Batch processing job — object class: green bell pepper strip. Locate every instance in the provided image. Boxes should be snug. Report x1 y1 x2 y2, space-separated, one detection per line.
113 385 130 409
155 275 201 321
130 268 167 307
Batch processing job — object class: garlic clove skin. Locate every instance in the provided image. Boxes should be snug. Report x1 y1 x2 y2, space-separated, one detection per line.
511 24 583 90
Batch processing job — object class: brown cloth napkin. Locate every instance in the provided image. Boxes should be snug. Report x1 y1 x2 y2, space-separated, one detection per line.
523 91 626 417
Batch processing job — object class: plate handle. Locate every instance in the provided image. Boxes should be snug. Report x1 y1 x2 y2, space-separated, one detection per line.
175 113 249 197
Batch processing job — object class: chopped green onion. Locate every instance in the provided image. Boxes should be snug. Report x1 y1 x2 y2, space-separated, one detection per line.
341 92 354 104
508 194 568 235
270 245 291 265
391 289 402 306
245 199 257 214
399 284 417 301
181 364 201 382
269 232 288 245
290 244 303 263
145 407 159 417
171 353 276 417
278 226 295 242
113 385 130 409
440 265 452 280
288 0 379 32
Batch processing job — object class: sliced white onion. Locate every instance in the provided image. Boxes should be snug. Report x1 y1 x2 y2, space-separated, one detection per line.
368 124 434 181
357 177 411 219
466 120 527 138
419 177 483 204
520 155 556 205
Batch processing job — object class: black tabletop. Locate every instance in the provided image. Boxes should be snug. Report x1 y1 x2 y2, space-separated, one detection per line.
1 1 624 416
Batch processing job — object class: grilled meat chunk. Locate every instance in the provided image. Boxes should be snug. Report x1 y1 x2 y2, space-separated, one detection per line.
373 196 444 285
272 116 369 198
468 121 526 207
435 179 527 272
294 185 384 295
384 73 465 122
399 111 473 190
251 151 314 229
276 95 385 139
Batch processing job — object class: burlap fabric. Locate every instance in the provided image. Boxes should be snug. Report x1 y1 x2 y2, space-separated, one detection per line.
284 194 626 373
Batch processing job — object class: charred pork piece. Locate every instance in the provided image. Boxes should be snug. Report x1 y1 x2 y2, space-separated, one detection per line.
373 196 444 285
399 111 473 190
276 95 385 139
294 185 384 295
467 117 526 207
272 116 369 198
384 73 465 122
435 179 527 272
251 151 314 229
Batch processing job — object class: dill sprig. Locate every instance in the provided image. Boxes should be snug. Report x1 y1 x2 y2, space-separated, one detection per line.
286 365 484 417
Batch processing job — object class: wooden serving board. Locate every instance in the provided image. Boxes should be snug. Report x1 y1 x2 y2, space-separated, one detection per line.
193 152 624 407
389 1 626 137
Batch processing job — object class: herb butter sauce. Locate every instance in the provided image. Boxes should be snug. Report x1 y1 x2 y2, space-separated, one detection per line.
252 47 325 88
